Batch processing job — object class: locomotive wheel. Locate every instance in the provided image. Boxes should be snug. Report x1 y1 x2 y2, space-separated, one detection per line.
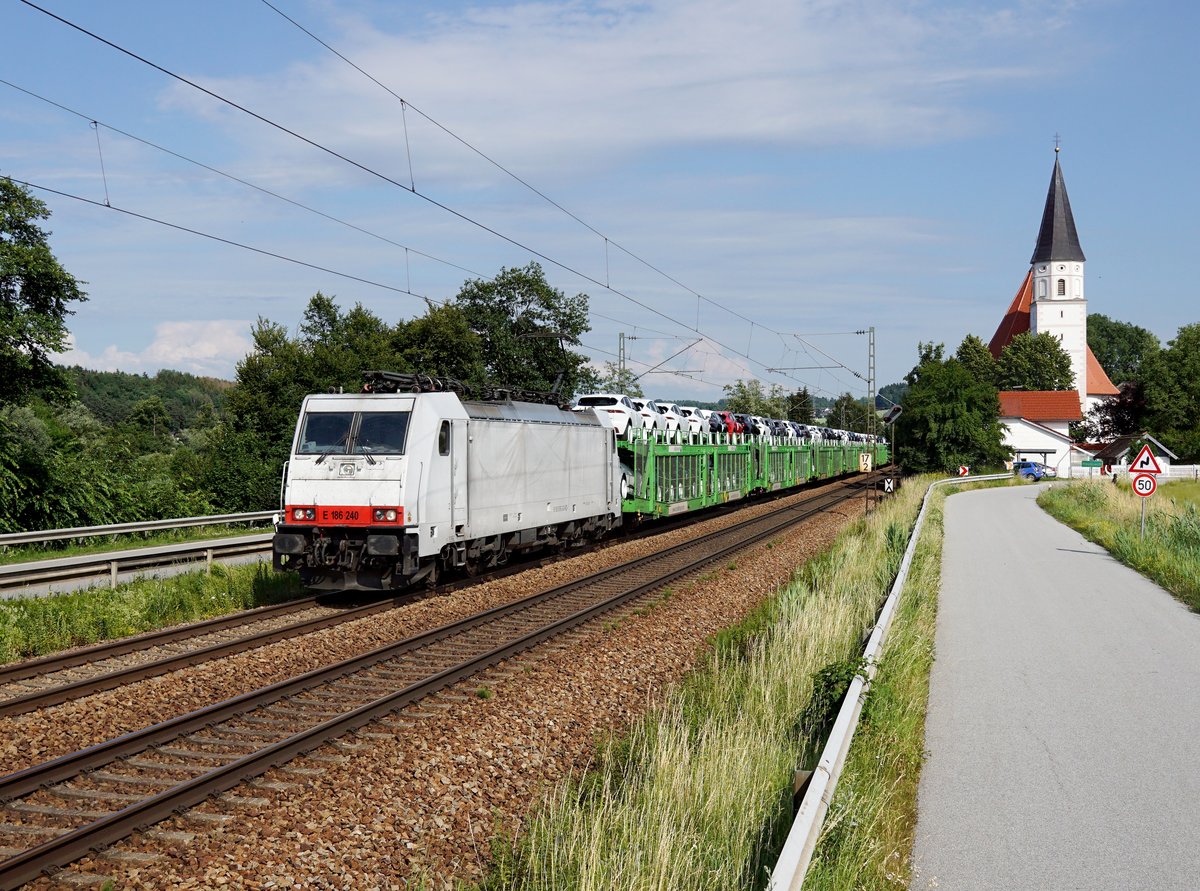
464 556 483 577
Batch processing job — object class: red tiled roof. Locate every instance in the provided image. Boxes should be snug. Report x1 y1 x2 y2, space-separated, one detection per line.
1085 348 1119 395
998 390 1082 421
988 271 1120 396
988 270 1032 358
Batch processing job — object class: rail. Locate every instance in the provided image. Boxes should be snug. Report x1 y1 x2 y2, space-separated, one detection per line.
0 477 871 888
767 472 1011 891
0 510 278 548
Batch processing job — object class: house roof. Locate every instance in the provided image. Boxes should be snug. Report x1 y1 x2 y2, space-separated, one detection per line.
988 270 1033 358
1085 349 1120 395
1093 432 1179 463
986 271 1119 396
1031 154 1086 264
998 390 1083 422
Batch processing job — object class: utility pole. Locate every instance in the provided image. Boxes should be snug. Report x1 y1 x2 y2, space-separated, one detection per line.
618 332 626 378
867 326 876 438
856 326 876 437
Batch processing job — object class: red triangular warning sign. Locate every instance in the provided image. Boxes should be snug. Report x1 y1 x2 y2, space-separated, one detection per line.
1130 444 1163 474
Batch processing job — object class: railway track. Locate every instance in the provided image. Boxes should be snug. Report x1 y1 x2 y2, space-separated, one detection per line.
0 474 878 721
0 475 878 888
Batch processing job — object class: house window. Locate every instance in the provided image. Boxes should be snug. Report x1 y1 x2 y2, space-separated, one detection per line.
1057 279 1066 296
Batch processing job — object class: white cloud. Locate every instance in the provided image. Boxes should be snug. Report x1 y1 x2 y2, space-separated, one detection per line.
57 320 253 378
162 0 1066 185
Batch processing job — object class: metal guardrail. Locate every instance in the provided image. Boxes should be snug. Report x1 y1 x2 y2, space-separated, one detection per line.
768 472 1011 891
0 511 279 548
0 533 274 593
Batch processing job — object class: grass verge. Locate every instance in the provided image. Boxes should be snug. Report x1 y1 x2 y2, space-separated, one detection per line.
0 563 306 665
0 524 272 566
801 482 949 889
476 477 934 891
1038 479 1200 611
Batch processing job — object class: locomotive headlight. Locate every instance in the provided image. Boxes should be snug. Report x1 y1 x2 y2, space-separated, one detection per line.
293 508 305 521
385 509 397 521
372 508 400 522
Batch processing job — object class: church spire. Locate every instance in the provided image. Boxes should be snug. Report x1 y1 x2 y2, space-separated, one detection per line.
1030 150 1085 264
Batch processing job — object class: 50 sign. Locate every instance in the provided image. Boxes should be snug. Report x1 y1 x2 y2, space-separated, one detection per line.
1132 474 1157 498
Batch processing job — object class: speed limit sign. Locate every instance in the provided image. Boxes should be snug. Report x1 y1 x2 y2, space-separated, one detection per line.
1133 473 1157 498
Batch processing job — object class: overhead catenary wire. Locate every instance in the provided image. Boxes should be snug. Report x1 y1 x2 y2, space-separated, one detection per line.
6 176 438 302
258 0 799 339
17 0 868 398
0 77 486 281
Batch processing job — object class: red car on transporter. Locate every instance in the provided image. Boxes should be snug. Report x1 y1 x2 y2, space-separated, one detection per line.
712 410 744 434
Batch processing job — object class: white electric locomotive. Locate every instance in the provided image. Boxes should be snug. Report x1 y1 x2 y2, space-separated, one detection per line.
273 372 622 590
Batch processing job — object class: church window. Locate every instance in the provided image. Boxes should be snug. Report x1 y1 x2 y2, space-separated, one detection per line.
1056 278 1066 296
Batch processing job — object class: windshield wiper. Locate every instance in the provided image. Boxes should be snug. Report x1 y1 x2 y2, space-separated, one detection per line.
359 446 377 465
314 431 351 464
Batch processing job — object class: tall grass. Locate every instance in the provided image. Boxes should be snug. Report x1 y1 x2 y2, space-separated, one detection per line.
1039 480 1200 610
0 564 305 664
802 481 949 889
480 479 931 891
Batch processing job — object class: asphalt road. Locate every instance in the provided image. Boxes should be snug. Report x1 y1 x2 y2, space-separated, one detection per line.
910 483 1200 890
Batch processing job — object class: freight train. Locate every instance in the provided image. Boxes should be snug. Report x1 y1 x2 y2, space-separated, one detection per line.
272 372 888 590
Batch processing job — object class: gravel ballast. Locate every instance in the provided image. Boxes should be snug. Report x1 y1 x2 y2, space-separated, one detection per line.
13 484 868 889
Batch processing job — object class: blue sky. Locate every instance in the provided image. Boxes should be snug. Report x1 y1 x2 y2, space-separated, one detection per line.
1 0 1196 404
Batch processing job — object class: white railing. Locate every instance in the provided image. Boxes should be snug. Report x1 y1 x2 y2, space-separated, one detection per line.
767 472 1010 891
1162 465 1200 481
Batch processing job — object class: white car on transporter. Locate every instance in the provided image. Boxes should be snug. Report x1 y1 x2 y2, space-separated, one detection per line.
629 399 666 436
572 393 644 439
676 406 707 436
653 402 687 438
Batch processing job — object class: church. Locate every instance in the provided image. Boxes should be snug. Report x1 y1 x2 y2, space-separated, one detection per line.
986 150 1118 477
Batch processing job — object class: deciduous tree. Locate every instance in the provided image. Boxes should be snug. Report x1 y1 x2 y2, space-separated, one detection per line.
0 178 87 402
895 342 1009 473
453 263 591 398
828 392 871 432
1140 323 1200 461
955 334 997 388
1087 313 1159 385
996 331 1074 391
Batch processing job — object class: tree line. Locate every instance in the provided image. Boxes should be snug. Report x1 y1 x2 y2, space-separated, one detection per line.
5 176 1197 529
893 318 1200 473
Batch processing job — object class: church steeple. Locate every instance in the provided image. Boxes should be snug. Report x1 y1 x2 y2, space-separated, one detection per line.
1029 148 1088 409
1030 150 1085 264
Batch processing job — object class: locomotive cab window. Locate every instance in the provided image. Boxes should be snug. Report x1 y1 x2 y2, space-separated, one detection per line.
438 421 451 456
296 409 412 456
353 412 410 455
297 412 354 455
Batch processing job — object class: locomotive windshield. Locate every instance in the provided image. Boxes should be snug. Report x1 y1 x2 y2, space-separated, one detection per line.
296 410 411 456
